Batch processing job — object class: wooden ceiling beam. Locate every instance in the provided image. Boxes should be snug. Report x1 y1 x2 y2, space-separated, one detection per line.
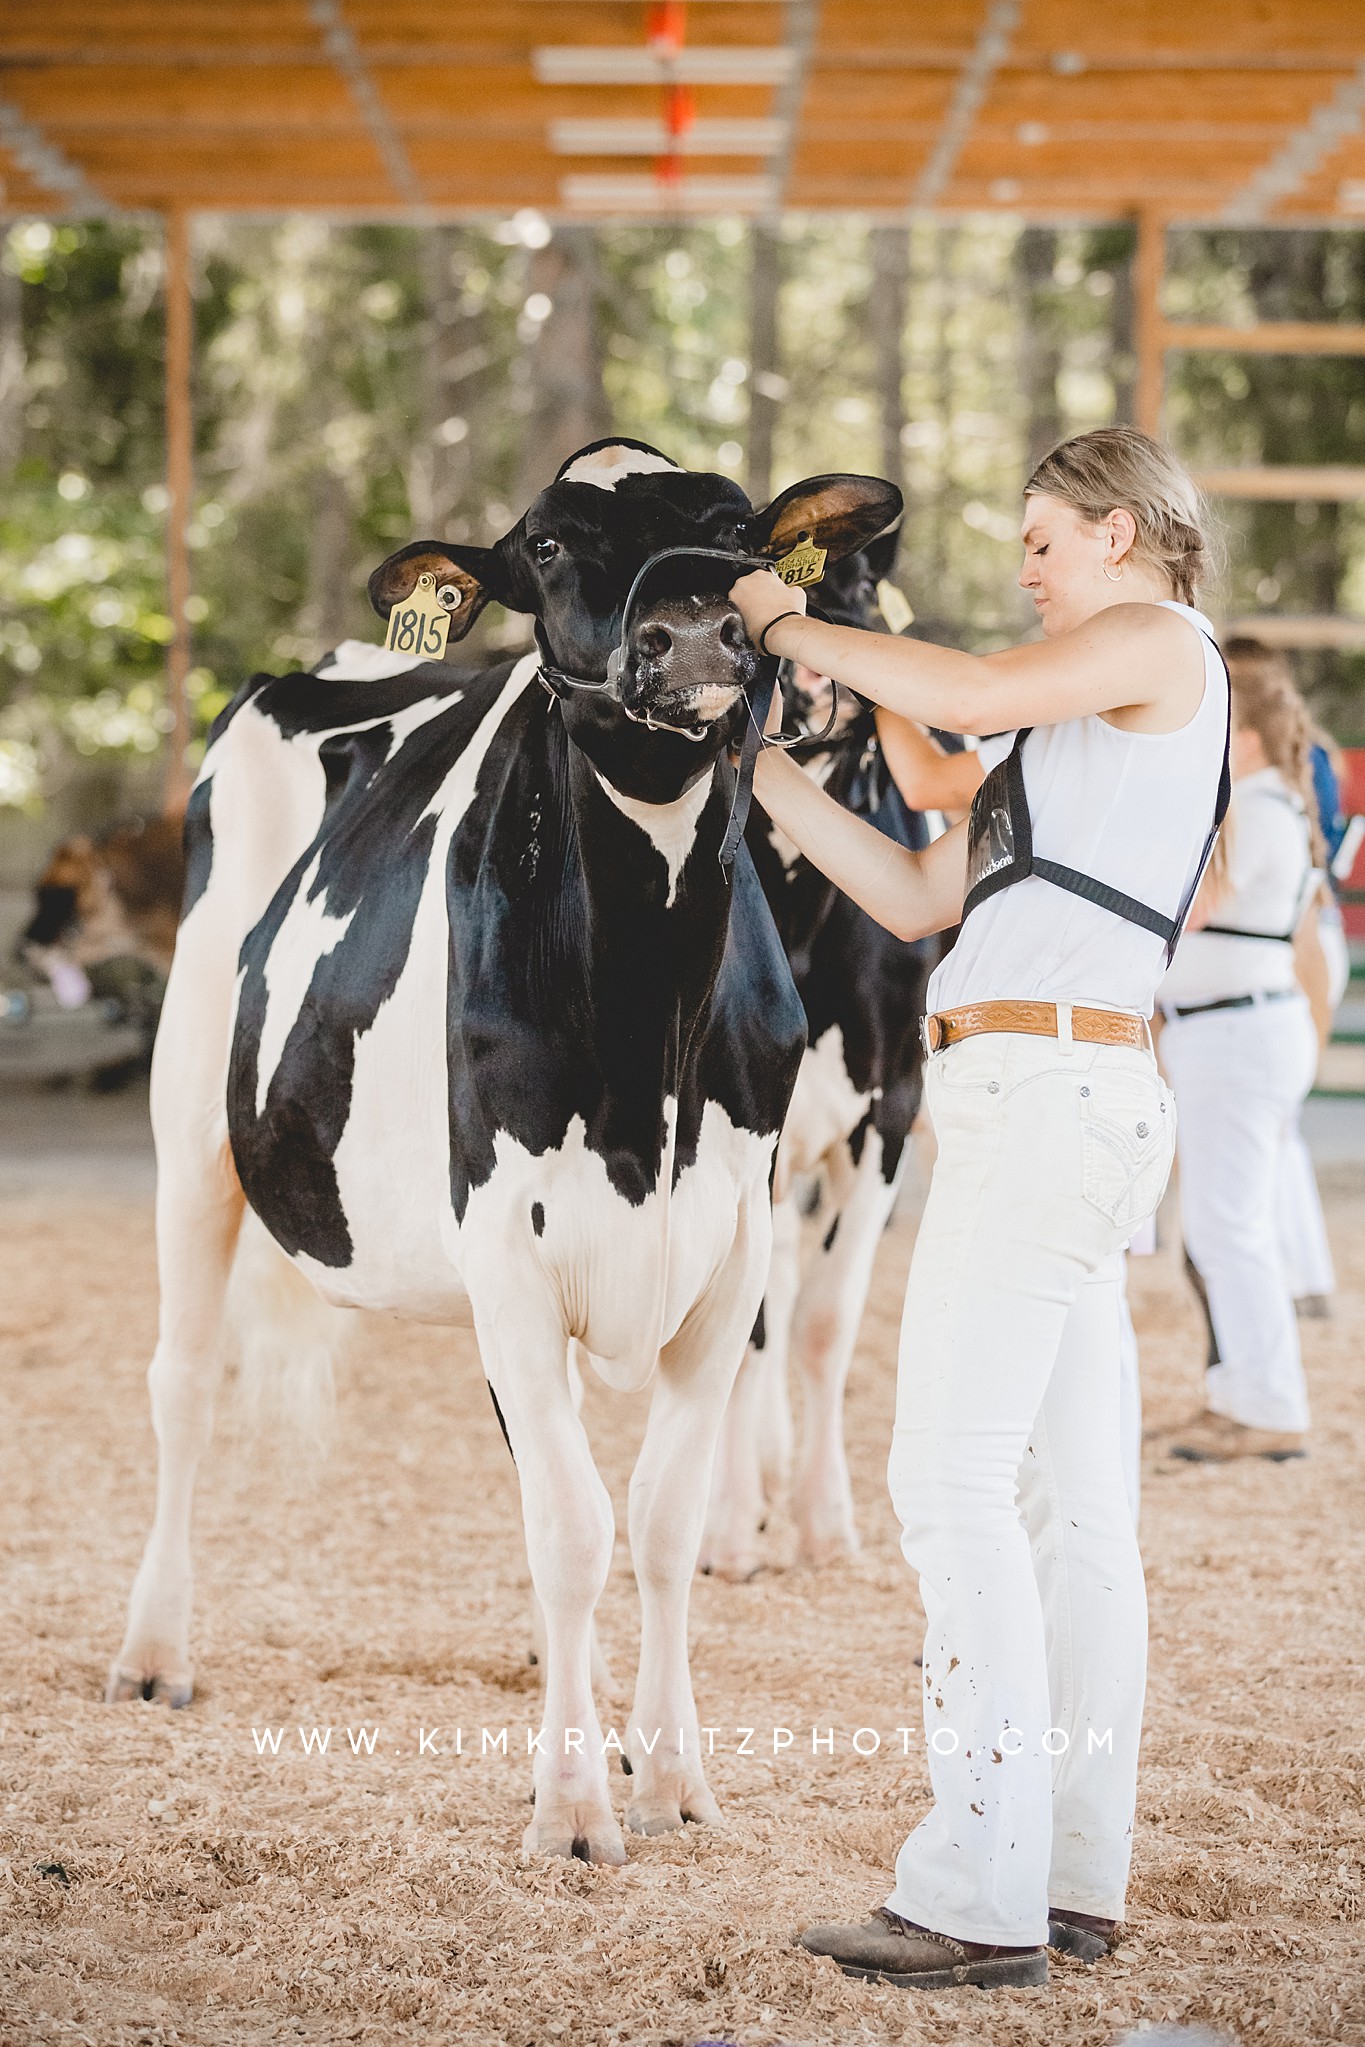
0 89 107 207
305 0 424 207
1163 322 1365 356
1222 56 1365 220
913 0 1020 205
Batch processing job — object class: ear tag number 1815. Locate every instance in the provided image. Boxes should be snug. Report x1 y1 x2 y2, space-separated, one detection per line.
385 571 454 661
774 536 828 589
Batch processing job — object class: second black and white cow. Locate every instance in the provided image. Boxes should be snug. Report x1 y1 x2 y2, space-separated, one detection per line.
703 534 942 1580
105 438 900 1864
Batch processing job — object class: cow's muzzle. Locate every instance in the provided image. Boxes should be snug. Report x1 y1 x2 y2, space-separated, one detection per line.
618 591 754 736
537 546 770 740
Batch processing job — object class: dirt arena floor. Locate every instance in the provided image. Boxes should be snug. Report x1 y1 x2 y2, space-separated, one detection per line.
1 1108 1362 2047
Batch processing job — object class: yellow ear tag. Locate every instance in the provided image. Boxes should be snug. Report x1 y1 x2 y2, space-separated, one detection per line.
774 536 828 588
877 579 914 634
384 570 454 661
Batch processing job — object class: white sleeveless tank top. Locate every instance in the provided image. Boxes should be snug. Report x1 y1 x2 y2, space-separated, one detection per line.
927 601 1229 1018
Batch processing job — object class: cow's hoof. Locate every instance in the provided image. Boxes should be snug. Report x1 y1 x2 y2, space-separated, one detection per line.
523 1803 626 1867
794 1520 859 1570
104 1661 193 1709
626 1760 720 1842
697 1543 762 1584
627 1777 722 1835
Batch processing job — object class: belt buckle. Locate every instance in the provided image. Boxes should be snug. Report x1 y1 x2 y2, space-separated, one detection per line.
922 1013 944 1056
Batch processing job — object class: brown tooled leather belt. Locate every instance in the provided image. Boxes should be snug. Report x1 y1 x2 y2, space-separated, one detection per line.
922 1000 1150 1055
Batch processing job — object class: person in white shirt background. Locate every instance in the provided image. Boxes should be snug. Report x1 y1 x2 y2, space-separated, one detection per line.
728 427 1227 1992
1224 646 1351 1320
1158 648 1333 1463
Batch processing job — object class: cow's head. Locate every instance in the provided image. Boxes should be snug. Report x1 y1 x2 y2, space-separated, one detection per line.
368 440 900 788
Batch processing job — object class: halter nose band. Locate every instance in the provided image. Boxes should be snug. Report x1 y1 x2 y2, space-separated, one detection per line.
537 546 772 705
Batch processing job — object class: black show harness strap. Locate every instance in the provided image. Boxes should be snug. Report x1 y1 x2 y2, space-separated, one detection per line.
1199 786 1316 944
960 648 1232 965
1201 922 1295 943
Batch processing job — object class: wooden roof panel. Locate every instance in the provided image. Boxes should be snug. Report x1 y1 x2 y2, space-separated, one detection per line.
813 1 987 56
0 0 1361 220
801 73 958 121
8 66 356 126
377 70 776 120
1016 0 1365 61
350 3 784 51
982 69 1345 122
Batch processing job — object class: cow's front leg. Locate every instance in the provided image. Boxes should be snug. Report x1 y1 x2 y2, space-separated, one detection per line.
700 1189 799 1580
790 1134 901 1567
107 1144 244 1706
627 1205 768 1832
482 1306 624 1866
528 1342 614 1693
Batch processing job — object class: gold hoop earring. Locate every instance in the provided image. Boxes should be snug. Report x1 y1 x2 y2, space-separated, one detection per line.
1103 562 1123 582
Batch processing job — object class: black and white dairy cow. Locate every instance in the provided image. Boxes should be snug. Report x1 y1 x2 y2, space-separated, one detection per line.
106 438 900 1864
703 533 941 1581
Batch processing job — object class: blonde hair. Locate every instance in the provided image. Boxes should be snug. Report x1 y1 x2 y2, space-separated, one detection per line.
1025 426 1214 604
1222 637 1325 866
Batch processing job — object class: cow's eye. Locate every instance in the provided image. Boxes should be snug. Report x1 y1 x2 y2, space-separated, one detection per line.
533 536 560 565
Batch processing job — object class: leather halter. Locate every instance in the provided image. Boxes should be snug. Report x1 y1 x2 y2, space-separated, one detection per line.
535 545 772 718
531 542 841 876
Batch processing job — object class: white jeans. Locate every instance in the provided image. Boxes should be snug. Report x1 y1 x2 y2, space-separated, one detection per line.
1278 1119 1336 1299
886 1031 1175 1946
1161 994 1316 1433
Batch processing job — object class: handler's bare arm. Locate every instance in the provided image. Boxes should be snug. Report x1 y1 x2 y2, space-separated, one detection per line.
875 709 985 814
1293 884 1333 1050
733 571 1201 733
753 744 968 944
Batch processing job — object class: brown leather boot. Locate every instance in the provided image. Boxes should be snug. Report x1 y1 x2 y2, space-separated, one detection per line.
1048 1907 1121 1962
1168 1410 1306 1463
799 1906 1047 1989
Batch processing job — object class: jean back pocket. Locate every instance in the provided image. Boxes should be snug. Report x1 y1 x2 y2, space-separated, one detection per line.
1079 1071 1175 1235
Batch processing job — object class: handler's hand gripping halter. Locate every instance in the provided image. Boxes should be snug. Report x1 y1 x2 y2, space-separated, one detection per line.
533 545 840 879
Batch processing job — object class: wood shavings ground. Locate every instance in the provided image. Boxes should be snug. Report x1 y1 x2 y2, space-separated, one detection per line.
1 1167 1361 2046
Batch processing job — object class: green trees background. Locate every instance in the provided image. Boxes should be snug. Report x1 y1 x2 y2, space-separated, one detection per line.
1 210 1363 852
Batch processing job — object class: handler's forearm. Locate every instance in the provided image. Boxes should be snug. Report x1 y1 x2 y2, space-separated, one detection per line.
1294 893 1333 1050
752 747 962 942
765 613 983 733
875 709 985 814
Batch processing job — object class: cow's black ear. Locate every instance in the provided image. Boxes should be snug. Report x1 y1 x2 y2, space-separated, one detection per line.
367 541 503 642
861 523 902 581
742 474 903 568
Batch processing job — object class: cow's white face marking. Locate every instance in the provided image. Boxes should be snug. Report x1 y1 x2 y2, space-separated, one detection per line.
594 769 713 908
560 444 681 492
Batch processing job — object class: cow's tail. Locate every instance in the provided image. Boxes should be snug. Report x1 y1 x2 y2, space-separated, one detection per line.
225 1209 353 1453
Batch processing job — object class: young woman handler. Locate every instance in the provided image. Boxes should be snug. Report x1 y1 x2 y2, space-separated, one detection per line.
728 427 1228 1992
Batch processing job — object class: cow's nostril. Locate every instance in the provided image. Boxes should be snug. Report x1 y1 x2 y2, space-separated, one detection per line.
637 625 672 660
720 614 746 652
